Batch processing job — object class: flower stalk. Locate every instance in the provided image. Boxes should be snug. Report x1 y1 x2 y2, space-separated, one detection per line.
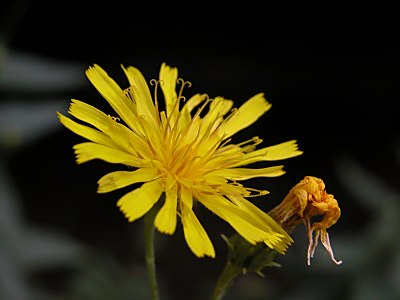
210 259 242 300
144 199 163 300
210 233 280 300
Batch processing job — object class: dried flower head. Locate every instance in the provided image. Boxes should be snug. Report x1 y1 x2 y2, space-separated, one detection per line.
57 63 303 258
269 176 342 265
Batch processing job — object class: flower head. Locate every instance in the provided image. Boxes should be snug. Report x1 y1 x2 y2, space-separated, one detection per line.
57 63 303 258
269 176 342 265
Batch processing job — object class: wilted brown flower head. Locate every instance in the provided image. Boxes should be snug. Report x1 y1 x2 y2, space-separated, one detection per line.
269 176 342 265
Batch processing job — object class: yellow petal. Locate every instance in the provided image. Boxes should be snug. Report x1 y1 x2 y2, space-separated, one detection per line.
183 93 207 114
159 63 178 119
180 185 193 210
210 165 286 180
65 99 152 158
234 140 303 167
219 93 271 138
57 112 112 146
203 97 232 128
105 121 153 159
215 182 250 198
67 99 113 132
181 202 215 258
154 188 178 234
258 140 303 161
209 96 233 117
199 194 269 245
97 168 160 193
121 65 157 123
203 97 234 133
73 142 140 166
179 93 207 129
228 195 293 253
117 180 164 222
85 64 137 130
180 116 202 145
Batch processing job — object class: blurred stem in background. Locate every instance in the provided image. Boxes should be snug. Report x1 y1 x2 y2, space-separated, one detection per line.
0 0 31 67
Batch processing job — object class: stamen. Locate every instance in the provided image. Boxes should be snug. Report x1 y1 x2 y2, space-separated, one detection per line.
242 186 269 197
236 136 263 148
177 78 192 102
107 115 120 122
224 180 269 198
210 137 258 166
162 97 185 142
192 94 212 120
150 79 164 117
191 132 226 170
134 115 163 159
219 137 232 149
171 146 194 175
222 107 238 124
177 95 212 147
167 113 187 146
168 131 182 159
123 87 135 103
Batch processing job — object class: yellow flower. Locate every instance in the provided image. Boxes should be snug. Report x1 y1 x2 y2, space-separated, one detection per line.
269 176 342 265
57 63 303 258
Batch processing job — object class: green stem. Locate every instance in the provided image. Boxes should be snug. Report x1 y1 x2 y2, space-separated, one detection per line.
210 233 281 300
210 262 243 300
144 203 161 300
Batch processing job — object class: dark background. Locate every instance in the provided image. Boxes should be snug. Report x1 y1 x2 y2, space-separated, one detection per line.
1 1 399 300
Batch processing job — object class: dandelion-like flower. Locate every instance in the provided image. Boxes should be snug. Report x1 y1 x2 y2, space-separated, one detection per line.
269 176 342 265
57 63 303 258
